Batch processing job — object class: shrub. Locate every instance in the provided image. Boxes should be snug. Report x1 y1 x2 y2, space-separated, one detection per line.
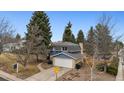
106 57 119 76
96 63 105 71
47 60 53 64
96 56 119 76
107 66 117 76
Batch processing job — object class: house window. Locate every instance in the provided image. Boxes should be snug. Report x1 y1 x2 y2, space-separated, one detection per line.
62 47 67 51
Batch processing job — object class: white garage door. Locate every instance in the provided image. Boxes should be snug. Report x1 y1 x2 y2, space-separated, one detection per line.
54 58 74 68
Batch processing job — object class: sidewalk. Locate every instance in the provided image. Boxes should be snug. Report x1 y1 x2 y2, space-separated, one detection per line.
25 67 71 81
116 60 123 81
0 70 22 81
0 64 71 81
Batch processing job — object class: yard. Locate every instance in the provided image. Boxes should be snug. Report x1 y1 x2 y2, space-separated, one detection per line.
0 53 40 79
57 58 116 81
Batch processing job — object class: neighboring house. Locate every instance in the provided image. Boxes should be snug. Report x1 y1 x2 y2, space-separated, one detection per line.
2 40 26 52
50 42 83 68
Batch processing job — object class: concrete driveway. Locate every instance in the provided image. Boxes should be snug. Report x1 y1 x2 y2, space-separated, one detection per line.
25 67 71 81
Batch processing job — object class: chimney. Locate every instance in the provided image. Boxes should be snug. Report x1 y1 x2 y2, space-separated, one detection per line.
79 43 83 55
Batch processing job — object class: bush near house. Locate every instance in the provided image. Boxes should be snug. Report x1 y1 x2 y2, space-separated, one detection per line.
96 63 105 71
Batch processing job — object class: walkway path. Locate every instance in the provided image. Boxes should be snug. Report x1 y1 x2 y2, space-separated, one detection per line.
116 58 123 81
116 49 124 81
37 63 45 71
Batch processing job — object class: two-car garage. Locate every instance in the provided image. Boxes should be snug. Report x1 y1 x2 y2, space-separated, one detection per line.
53 57 74 68
51 52 82 68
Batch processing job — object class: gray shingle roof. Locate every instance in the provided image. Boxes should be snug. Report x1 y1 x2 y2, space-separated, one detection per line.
52 42 79 46
64 52 82 60
52 41 80 52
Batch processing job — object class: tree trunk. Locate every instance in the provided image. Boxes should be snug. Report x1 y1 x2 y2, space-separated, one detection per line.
104 63 107 72
24 63 29 70
91 67 93 81
36 54 39 62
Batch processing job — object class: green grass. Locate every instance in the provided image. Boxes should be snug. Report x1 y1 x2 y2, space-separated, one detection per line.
0 53 40 79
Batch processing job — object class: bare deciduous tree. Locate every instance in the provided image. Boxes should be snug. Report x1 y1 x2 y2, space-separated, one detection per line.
16 40 32 69
0 18 15 54
95 15 114 72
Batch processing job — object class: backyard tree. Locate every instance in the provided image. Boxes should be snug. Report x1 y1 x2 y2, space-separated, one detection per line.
85 27 96 80
16 40 32 69
95 15 113 72
16 25 37 69
26 11 52 62
62 21 73 42
76 29 85 44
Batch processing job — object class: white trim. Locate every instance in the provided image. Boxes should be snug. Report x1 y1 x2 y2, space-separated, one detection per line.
51 52 77 60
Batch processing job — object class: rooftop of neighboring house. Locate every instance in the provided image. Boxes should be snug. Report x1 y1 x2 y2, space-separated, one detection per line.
52 41 79 47
2 39 26 49
51 41 81 52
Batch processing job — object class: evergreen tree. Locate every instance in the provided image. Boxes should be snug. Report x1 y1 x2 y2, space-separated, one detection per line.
85 27 95 56
95 16 113 72
71 33 76 43
26 11 52 61
16 33 21 41
62 21 73 42
115 40 123 50
77 29 84 44
26 11 52 48
95 23 112 55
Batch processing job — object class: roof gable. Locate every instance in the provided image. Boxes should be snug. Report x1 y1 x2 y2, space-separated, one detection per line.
51 52 82 60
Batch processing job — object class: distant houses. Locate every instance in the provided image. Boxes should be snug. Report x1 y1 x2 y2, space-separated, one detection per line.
2 40 26 52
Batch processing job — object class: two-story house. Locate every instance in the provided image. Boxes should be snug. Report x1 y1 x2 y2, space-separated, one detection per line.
50 42 83 68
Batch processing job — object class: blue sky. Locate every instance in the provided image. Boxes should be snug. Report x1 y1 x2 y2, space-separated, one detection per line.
0 11 124 42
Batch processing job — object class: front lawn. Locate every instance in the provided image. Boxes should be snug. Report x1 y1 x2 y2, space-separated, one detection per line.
0 53 40 79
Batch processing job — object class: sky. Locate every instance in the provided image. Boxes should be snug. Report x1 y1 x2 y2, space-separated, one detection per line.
0 11 124 42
